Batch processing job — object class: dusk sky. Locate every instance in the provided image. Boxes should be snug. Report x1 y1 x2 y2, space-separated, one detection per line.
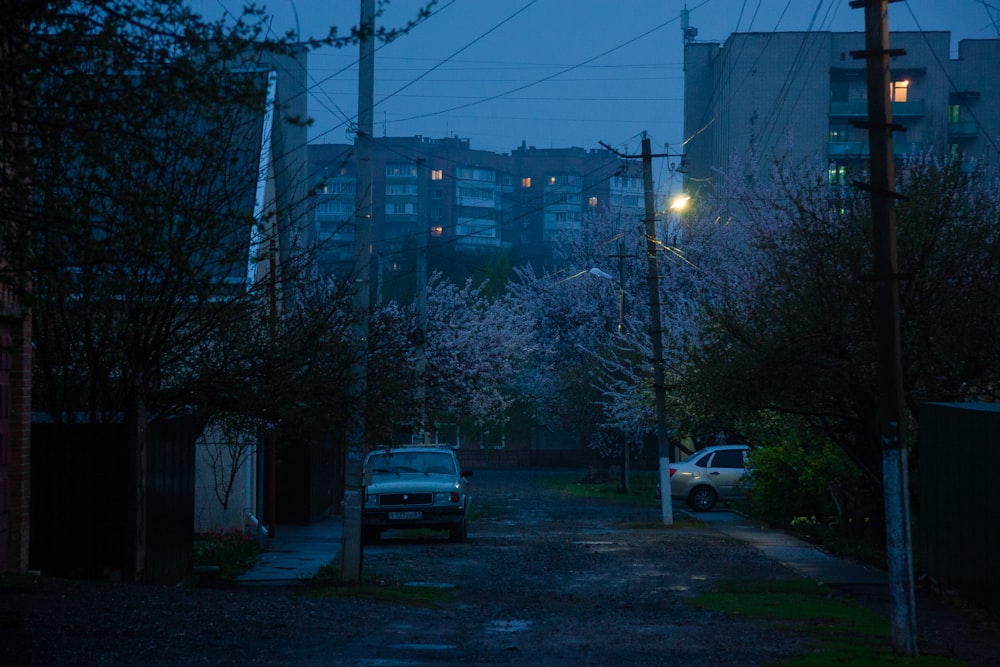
191 1 999 154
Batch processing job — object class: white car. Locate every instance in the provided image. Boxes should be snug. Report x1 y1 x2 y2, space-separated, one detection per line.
669 444 752 511
362 446 473 542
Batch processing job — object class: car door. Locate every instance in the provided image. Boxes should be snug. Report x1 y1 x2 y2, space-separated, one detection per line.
705 448 748 499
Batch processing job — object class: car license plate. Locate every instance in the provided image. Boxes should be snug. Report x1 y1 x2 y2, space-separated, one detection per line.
389 511 422 520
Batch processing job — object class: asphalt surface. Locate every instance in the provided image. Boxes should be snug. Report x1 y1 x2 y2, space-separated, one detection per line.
239 487 886 589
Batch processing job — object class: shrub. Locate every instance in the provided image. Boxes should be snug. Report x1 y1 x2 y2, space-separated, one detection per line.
194 528 262 579
746 437 885 566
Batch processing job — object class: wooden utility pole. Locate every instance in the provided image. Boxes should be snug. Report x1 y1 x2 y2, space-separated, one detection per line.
341 0 375 583
849 0 917 655
640 135 673 526
600 135 682 525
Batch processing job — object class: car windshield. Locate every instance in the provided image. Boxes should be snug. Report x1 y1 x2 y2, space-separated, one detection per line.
367 451 456 476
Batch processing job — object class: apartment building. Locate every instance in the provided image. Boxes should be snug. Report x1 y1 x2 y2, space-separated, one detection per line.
682 30 1000 193
309 137 644 282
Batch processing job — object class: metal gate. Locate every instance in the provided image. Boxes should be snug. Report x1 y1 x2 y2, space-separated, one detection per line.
0 323 12 573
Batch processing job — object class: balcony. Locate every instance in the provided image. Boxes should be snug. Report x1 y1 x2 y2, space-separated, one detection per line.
829 99 925 117
948 121 978 139
827 141 925 159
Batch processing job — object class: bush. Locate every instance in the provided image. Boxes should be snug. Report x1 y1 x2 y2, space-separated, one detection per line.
194 529 262 579
746 438 885 565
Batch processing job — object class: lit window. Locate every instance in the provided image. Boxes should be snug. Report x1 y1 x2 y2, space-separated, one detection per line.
549 176 557 185
891 80 909 103
431 169 443 181
521 177 531 188
828 164 846 186
431 226 443 237
588 196 598 207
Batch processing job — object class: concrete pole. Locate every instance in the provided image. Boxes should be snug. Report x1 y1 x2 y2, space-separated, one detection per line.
341 0 375 583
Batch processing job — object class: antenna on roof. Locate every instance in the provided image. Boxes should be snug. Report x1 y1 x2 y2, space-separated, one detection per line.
681 5 697 44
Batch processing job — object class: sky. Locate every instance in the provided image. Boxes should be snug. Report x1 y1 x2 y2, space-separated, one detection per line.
190 0 1000 155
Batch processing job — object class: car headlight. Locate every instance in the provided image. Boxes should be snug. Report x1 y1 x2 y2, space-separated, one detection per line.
434 491 460 504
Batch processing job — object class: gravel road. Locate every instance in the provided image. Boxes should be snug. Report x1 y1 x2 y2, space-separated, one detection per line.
2 468 998 665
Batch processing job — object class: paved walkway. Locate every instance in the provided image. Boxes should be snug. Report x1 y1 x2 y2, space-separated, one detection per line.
237 508 887 589
699 510 887 587
236 518 343 585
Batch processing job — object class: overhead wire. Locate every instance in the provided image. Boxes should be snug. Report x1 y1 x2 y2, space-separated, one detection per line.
384 4 694 128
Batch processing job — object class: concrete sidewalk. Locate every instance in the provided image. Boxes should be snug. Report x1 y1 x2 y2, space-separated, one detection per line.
237 518 343 585
699 510 887 587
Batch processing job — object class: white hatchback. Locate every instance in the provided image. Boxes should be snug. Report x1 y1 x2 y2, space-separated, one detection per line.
669 444 752 511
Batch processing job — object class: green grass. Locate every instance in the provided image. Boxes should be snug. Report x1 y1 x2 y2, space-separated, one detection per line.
691 579 961 666
545 469 661 507
545 469 706 528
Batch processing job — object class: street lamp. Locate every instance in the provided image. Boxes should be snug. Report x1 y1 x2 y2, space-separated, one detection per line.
588 267 624 333
586 267 633 491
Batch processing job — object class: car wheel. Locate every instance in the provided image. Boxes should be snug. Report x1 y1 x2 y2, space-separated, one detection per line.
687 486 717 511
448 517 468 543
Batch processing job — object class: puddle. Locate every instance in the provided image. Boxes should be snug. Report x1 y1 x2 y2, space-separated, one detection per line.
486 619 532 633
403 581 456 589
389 643 457 651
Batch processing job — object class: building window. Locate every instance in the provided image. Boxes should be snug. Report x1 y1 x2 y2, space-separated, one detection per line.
891 79 909 102
549 175 557 185
386 163 417 177
521 177 531 188
948 104 961 124
430 206 442 219
431 169 443 180
588 196 598 207
828 164 846 186
829 123 850 142
385 183 418 195
385 202 415 215
830 79 849 103
431 225 443 237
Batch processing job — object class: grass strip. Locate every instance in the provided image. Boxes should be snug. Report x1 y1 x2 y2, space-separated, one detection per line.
691 579 961 666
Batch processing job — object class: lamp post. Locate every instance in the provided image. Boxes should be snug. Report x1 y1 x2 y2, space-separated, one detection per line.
585 267 633 493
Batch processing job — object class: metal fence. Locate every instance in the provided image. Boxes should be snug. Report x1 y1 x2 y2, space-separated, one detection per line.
919 402 1000 614
30 417 199 583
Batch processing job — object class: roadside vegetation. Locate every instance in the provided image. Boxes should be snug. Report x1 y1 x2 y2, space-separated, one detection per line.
691 579 961 665
193 528 263 581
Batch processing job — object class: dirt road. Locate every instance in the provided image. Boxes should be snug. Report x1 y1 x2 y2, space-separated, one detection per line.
2 468 997 665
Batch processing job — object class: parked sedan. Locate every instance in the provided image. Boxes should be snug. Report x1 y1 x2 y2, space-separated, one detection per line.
362 446 473 542
669 444 752 511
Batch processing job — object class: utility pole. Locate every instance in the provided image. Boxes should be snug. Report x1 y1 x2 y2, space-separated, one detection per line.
600 135 683 525
849 0 917 655
414 158 429 442
342 0 375 583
